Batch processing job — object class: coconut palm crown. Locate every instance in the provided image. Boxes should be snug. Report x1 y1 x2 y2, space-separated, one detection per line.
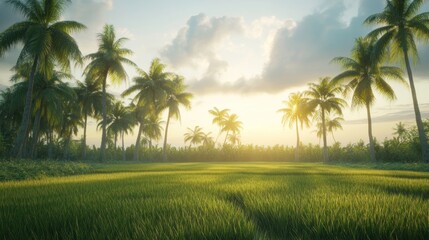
332 37 405 161
305 77 346 162
84 24 137 161
0 0 86 158
278 92 311 161
364 0 429 162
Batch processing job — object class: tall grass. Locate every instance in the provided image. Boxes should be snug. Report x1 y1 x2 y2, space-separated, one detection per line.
1 163 428 239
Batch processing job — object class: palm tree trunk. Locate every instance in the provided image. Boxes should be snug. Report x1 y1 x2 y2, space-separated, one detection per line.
46 132 50 159
223 131 229 146
82 113 88 160
366 103 376 161
403 50 429 162
114 133 117 150
13 55 39 158
122 131 125 161
162 110 171 162
214 130 222 146
48 130 53 159
134 122 143 161
63 132 70 161
100 75 108 162
30 108 42 159
331 132 337 143
321 108 329 162
295 119 300 162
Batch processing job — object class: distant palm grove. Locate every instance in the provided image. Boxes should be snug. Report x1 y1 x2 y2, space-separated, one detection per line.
0 0 429 163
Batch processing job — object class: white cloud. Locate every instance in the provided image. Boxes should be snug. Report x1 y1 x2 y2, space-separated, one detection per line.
247 17 297 61
346 103 429 124
160 13 245 94
161 13 244 68
247 16 289 38
222 0 388 94
160 1 395 95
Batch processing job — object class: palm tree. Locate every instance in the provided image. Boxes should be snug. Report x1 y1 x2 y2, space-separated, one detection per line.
326 116 344 143
393 122 408 142
29 71 75 159
104 101 135 160
122 58 171 160
0 0 85 158
305 77 346 161
365 0 429 162
162 75 193 161
315 114 344 143
119 110 135 161
0 85 26 156
84 24 136 161
59 98 82 160
104 101 126 149
277 92 311 161
227 133 241 146
332 37 405 161
127 102 148 160
0 87 23 129
221 113 242 146
209 107 230 145
75 78 104 159
9 62 73 158
201 132 214 148
184 126 204 147
142 113 164 149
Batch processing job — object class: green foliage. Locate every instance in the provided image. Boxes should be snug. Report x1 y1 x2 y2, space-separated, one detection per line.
0 163 428 239
1 118 426 163
364 0 429 162
84 24 137 161
0 132 5 156
166 144 322 162
0 160 93 181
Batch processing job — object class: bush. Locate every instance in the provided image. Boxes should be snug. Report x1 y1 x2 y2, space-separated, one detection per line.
0 160 93 181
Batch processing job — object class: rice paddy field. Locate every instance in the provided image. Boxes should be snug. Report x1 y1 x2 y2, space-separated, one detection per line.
1 162 428 239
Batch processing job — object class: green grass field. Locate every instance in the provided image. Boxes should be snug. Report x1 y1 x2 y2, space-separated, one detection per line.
1 163 428 239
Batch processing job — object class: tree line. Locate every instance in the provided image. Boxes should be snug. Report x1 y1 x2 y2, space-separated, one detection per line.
278 0 429 162
0 0 429 163
0 0 194 161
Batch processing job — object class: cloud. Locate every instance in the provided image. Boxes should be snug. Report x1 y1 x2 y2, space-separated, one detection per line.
247 17 297 62
161 14 296 94
161 13 246 94
166 1 389 95
180 0 428 95
234 0 385 93
161 13 244 67
242 0 429 94
188 58 229 93
247 16 293 39
346 103 429 124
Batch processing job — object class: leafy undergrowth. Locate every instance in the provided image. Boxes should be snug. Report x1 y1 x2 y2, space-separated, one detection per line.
0 160 93 181
1 163 428 239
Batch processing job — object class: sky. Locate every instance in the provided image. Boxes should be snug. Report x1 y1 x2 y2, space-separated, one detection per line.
1 0 429 148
